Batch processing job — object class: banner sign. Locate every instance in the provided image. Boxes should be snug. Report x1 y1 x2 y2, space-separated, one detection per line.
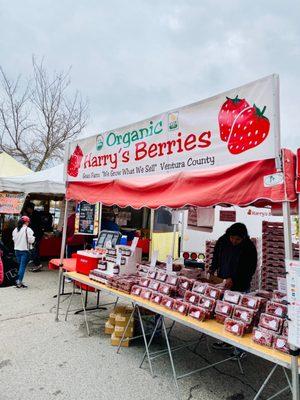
0 192 25 214
75 201 100 235
66 75 279 181
219 210 236 222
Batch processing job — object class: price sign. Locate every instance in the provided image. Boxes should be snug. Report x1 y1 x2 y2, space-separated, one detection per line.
166 255 173 273
150 250 158 269
286 259 300 348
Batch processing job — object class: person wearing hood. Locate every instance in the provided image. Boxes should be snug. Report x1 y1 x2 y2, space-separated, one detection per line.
209 223 257 353
209 222 257 292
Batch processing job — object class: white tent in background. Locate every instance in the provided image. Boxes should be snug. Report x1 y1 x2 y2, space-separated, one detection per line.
0 152 32 177
0 164 65 195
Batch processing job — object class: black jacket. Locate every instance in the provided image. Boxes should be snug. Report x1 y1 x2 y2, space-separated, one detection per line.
210 235 257 292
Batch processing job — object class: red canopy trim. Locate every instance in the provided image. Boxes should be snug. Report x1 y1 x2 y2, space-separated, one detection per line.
66 149 296 209
296 148 300 194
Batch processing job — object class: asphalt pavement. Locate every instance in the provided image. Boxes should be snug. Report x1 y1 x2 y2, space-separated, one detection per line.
0 267 291 400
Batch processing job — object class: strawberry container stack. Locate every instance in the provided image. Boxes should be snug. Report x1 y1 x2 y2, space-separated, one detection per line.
261 221 298 291
250 237 261 291
251 292 290 353
205 240 216 273
221 292 264 337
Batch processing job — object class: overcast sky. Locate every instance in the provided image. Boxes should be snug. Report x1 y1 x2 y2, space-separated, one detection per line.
1 0 299 150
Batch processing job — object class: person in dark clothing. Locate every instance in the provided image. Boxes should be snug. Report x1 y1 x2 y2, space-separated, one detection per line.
210 223 257 354
210 223 257 292
66 208 85 257
23 202 43 272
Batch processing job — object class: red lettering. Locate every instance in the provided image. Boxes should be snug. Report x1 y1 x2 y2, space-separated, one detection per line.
176 132 184 153
157 142 168 156
184 134 197 151
198 131 211 148
122 150 130 162
166 139 177 155
135 141 147 161
148 143 157 158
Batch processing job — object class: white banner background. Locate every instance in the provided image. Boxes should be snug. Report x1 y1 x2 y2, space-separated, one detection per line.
66 74 280 182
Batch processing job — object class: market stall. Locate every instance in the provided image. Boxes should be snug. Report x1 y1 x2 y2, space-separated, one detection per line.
0 164 65 256
56 74 300 399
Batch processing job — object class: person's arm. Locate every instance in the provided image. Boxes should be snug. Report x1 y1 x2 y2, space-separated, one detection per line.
209 238 221 274
237 241 258 289
245 242 258 279
12 228 17 242
27 228 35 244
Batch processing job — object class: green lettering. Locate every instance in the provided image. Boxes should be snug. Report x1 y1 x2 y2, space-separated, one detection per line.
123 132 131 148
139 127 149 138
131 130 139 142
154 120 163 135
107 132 116 147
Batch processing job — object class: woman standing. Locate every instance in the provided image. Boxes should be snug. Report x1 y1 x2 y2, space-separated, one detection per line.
12 216 35 288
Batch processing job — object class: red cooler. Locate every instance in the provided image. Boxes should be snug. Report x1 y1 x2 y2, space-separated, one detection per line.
76 251 100 275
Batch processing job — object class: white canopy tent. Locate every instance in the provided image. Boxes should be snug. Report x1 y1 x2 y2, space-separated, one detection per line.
0 164 65 195
0 152 32 177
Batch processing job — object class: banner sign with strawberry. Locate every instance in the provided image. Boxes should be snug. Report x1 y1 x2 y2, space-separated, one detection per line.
66 74 280 182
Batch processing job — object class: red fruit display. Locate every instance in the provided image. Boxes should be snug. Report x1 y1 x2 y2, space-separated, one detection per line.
227 105 270 154
67 145 83 177
224 317 246 337
218 96 250 142
150 292 163 304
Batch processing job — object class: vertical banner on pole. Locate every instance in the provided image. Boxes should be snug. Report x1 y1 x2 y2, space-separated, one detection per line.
286 259 300 348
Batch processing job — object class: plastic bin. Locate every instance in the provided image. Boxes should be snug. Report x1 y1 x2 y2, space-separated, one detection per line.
76 253 99 275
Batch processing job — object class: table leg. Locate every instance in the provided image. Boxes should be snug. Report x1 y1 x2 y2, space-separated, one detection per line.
161 317 181 400
253 364 278 400
55 268 63 322
80 287 90 336
65 282 75 321
266 386 290 400
139 315 163 369
282 367 292 391
137 305 154 378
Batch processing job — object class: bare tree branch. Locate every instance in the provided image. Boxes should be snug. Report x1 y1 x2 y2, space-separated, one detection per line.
0 56 88 171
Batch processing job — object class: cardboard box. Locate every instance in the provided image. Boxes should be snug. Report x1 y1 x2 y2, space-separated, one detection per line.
105 321 115 335
111 332 130 347
109 306 128 325
115 314 134 328
114 325 134 338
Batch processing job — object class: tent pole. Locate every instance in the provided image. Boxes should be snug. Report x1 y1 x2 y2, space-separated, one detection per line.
171 221 177 259
282 201 300 400
55 198 69 322
149 209 154 262
180 210 185 256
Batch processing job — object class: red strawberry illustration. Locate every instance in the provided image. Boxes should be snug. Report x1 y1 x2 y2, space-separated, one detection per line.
227 105 270 155
67 145 83 177
218 96 250 142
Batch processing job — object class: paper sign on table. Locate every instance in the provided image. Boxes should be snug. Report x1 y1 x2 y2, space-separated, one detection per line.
130 237 139 252
166 255 173 272
150 250 158 269
116 249 122 265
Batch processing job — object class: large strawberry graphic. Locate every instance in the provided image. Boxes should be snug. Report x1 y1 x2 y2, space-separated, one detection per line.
67 145 83 177
218 96 250 142
227 104 270 154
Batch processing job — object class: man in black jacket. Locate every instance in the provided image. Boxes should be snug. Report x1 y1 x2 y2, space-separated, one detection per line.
210 223 257 352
